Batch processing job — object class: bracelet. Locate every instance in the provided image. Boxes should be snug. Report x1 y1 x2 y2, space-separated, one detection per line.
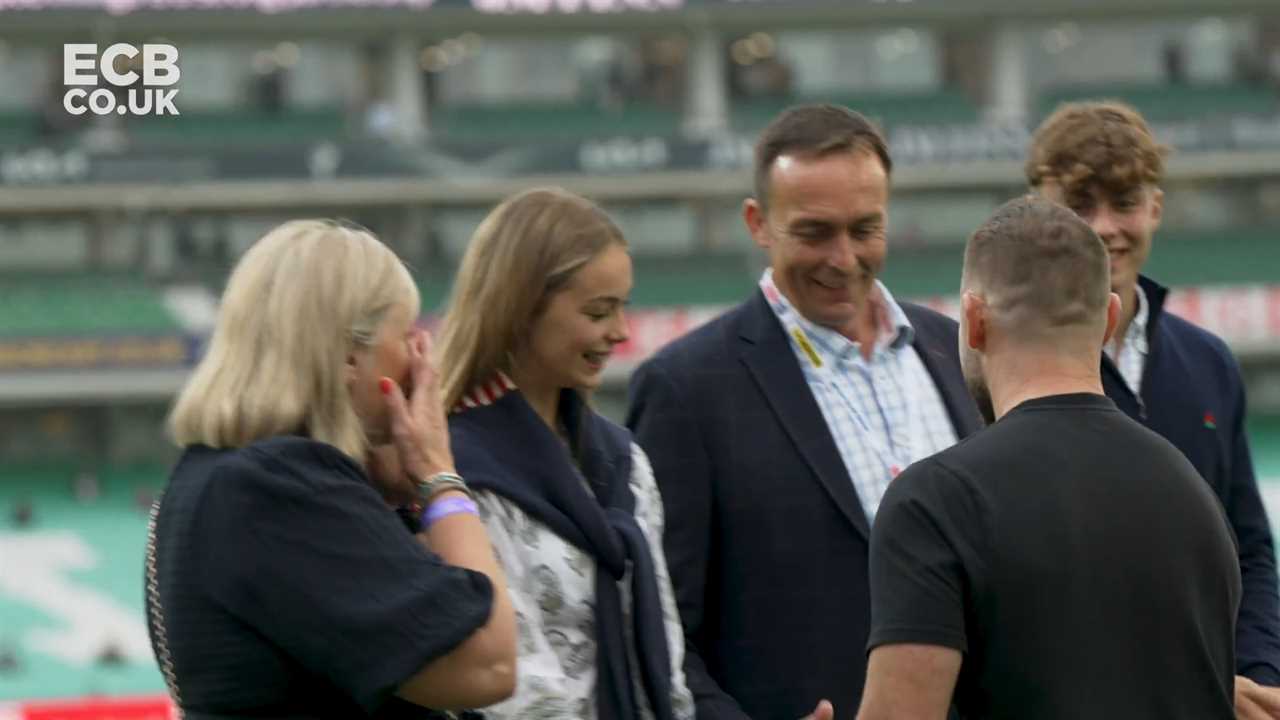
413 471 472 502
422 496 479 529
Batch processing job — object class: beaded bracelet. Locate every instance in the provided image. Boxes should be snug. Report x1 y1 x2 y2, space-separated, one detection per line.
413 471 472 502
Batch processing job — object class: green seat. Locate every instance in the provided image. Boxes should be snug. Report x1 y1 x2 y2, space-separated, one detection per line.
732 89 980 132
416 266 460 314
629 254 761 307
431 101 683 143
425 225 1280 312
878 226 1280 299
0 110 41 148
1038 83 1278 123
421 255 758 313
1144 227 1280 286
0 276 179 338
1253 416 1280 482
127 108 347 146
0 463 169 702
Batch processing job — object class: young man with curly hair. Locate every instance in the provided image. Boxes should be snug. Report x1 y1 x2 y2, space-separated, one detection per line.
1027 101 1280 720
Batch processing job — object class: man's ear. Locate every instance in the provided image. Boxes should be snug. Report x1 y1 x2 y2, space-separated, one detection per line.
1148 186 1164 230
744 197 771 251
961 291 987 353
345 351 360 388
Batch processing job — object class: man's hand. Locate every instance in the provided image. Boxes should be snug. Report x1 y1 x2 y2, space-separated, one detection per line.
799 699 834 720
1237 676 1280 720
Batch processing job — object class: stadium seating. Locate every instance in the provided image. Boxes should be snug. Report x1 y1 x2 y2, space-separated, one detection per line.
0 276 179 338
732 89 981 132
126 108 348 146
0 111 39 148
638 227 1280 307
629 255 761 307
879 226 1280 300
1256 417 1280 479
3 227 1275 330
1038 82 1278 123
430 101 684 143
417 255 757 312
0 465 166 701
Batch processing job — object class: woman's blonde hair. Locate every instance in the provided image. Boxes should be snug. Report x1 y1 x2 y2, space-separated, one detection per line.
168 219 419 461
437 187 625 411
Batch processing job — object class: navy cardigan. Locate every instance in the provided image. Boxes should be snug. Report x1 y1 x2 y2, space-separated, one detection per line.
1102 275 1280 684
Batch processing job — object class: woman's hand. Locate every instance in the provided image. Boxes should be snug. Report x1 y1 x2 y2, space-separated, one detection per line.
380 329 456 484
365 443 414 505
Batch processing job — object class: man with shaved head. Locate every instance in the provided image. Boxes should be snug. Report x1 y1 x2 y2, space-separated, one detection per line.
1029 102 1280 720
857 196 1240 720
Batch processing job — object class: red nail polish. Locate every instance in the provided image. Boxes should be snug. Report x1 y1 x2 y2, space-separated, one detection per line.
379 378 393 395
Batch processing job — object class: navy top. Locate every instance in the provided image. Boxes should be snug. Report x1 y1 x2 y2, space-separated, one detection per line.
1103 275 1280 684
145 435 494 719
870 393 1238 719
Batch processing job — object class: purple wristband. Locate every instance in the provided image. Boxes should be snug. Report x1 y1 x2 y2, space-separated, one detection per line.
421 496 479 529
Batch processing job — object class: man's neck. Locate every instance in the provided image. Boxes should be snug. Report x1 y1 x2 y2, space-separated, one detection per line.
1110 281 1141 354
849 302 880 361
819 305 880 360
987 350 1105 421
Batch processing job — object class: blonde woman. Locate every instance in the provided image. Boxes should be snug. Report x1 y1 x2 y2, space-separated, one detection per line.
146 220 516 719
437 188 695 720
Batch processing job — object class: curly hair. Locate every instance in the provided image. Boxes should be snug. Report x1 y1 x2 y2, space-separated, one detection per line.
1025 101 1169 196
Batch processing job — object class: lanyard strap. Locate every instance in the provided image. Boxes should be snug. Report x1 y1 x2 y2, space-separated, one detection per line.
761 274 915 478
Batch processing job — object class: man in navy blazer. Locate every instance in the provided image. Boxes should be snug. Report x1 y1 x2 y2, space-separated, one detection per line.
626 105 983 720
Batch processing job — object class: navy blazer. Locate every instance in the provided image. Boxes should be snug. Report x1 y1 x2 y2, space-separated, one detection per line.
626 290 983 720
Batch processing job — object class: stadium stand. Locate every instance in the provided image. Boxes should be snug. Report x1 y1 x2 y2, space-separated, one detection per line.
0 464 166 701
127 108 348 146
0 277 179 338
432 100 683 143
1039 82 1279 122
732 89 980 132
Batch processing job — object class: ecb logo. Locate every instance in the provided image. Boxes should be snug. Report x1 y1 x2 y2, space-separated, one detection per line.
63 43 180 117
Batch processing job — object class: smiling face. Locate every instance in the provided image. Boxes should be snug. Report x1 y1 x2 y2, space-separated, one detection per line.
1039 180 1162 298
1025 102 1168 302
514 243 633 394
744 148 889 337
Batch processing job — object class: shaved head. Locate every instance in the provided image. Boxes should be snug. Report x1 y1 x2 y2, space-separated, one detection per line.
960 195 1118 424
962 195 1110 340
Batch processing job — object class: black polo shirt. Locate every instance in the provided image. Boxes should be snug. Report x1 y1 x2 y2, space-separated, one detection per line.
869 393 1239 719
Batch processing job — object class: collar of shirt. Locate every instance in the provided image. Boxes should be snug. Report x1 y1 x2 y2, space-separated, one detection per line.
452 371 518 413
1109 282 1150 358
759 268 915 366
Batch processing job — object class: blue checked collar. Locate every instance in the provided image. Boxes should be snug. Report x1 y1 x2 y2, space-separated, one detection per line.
759 268 915 364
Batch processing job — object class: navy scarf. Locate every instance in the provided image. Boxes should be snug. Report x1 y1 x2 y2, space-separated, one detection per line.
449 387 675 720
